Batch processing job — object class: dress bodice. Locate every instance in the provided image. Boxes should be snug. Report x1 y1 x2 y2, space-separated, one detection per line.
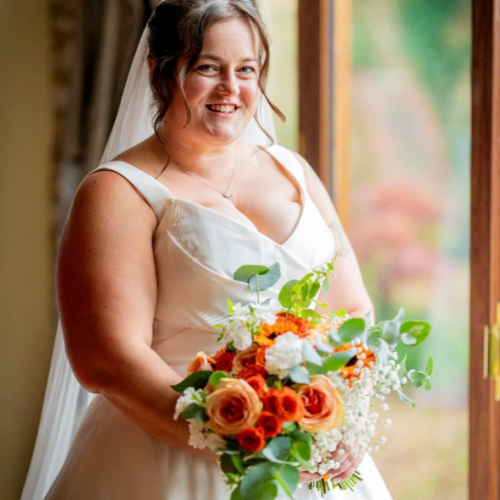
86 144 335 375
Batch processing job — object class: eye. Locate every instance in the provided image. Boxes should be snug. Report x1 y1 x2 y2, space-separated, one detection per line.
196 65 217 72
239 66 256 74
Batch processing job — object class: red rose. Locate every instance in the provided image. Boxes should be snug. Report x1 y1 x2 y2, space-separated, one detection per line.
237 427 266 452
262 388 281 414
215 352 235 372
245 375 268 398
257 411 282 438
236 365 267 380
276 386 306 422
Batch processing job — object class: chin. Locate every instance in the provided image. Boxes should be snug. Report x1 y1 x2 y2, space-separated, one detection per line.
203 125 246 145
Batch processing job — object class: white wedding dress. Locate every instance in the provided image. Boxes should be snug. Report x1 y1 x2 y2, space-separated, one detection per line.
41 143 394 500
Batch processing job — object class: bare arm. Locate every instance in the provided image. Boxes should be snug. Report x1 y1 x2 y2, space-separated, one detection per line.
57 171 217 463
292 152 374 323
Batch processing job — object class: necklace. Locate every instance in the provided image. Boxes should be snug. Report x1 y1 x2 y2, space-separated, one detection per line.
162 143 239 199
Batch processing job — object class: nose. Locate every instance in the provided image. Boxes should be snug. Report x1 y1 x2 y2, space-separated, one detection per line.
216 70 239 98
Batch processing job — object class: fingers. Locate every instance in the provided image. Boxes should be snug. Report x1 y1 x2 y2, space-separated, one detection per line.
299 471 323 484
330 452 365 483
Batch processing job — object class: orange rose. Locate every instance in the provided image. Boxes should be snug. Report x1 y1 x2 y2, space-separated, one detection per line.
276 386 306 422
296 375 344 432
255 346 267 368
257 411 282 438
262 388 281 414
186 352 213 376
206 378 262 436
215 351 236 372
245 375 267 398
236 365 267 380
237 427 266 452
232 345 259 374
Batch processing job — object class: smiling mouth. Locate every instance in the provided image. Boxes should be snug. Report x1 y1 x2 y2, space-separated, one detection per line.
206 104 240 115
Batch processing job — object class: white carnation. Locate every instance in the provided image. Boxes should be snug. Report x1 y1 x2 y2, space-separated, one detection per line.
265 332 304 379
225 322 253 350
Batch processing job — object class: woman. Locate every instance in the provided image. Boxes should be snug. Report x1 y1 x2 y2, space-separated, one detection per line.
23 1 394 499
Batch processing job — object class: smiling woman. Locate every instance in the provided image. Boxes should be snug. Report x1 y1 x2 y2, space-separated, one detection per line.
20 1 392 500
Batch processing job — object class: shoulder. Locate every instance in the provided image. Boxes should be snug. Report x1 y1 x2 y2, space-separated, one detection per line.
68 166 158 240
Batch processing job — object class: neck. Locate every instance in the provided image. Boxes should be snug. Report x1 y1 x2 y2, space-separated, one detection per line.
156 122 237 176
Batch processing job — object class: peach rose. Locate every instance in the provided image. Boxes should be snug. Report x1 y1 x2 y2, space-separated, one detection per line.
206 378 263 436
296 375 344 432
232 345 259 374
186 352 214 376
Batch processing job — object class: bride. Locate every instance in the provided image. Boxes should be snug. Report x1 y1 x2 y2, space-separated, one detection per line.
22 1 394 499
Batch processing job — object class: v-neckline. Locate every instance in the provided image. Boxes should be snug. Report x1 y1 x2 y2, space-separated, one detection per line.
109 144 306 248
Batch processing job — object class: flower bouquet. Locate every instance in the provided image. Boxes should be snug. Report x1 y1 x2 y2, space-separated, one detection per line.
171 259 433 499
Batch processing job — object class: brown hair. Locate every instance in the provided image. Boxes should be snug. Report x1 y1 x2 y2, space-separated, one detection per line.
147 0 285 145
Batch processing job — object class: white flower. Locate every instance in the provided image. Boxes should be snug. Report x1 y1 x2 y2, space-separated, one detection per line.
230 302 252 322
250 302 278 325
188 420 207 449
225 322 253 350
174 388 200 420
265 332 304 379
205 432 227 451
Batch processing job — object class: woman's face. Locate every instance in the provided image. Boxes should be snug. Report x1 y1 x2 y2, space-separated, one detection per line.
165 17 262 148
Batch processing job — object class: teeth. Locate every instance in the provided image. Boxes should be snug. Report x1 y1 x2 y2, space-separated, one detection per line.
208 104 236 113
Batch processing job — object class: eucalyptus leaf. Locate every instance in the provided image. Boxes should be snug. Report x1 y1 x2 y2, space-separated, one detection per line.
399 320 431 347
240 463 275 500
289 429 312 444
334 309 348 317
262 437 292 464
382 321 399 345
249 262 281 292
234 265 269 282
289 365 310 384
337 318 366 343
322 349 357 372
375 338 392 365
425 378 433 390
401 333 417 346
322 278 330 292
279 279 298 308
300 283 309 302
171 371 211 393
408 369 427 388
392 307 406 323
273 464 300 499
261 298 272 306
396 389 416 409
302 341 323 366
315 336 333 354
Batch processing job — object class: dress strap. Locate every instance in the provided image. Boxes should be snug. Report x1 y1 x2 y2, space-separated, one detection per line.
262 144 306 189
84 161 175 221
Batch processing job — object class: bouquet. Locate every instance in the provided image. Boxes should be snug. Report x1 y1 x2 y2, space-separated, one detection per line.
171 259 433 499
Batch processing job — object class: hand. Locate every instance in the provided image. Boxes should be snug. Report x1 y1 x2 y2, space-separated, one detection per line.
298 469 323 484
325 443 365 484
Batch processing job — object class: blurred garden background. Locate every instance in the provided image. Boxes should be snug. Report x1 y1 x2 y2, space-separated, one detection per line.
257 0 471 499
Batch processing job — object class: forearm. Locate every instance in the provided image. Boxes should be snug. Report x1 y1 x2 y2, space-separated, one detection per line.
91 341 218 463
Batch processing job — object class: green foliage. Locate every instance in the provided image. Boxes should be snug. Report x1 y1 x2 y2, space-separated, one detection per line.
171 371 212 393
181 403 208 422
209 371 229 390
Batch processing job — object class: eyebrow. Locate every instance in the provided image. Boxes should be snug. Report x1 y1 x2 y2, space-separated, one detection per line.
198 54 259 63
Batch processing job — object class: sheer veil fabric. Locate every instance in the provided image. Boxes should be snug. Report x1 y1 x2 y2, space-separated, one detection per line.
20 23 278 500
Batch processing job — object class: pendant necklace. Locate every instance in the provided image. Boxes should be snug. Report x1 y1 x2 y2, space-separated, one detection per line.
162 143 239 199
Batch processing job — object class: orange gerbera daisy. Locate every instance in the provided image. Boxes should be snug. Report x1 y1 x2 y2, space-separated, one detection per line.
334 343 376 386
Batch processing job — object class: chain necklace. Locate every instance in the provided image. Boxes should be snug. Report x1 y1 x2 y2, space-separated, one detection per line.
162 143 239 199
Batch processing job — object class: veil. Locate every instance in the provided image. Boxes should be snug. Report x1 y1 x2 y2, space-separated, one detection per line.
20 21 277 500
